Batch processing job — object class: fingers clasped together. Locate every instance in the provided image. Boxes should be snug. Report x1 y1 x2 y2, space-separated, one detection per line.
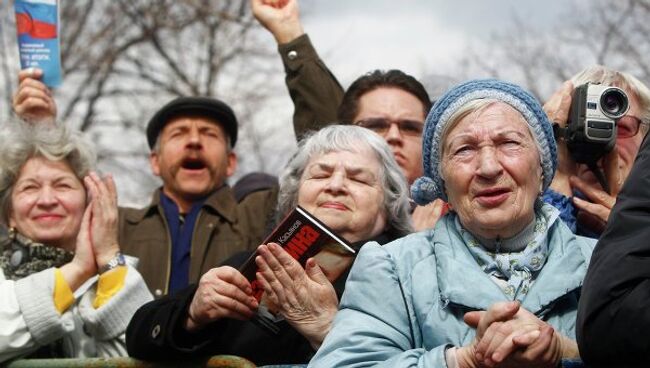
457 301 576 368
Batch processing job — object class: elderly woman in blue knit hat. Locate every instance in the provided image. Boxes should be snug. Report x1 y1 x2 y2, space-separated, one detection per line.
309 80 596 368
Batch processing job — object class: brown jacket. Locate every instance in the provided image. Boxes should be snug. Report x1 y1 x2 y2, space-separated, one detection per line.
118 185 278 297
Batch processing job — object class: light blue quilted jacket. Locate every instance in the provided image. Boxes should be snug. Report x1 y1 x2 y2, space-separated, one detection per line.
310 205 596 368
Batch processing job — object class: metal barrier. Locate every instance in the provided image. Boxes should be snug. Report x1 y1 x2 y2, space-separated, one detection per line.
5 355 256 368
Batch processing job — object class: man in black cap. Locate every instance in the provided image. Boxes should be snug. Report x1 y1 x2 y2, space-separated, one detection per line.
119 97 277 297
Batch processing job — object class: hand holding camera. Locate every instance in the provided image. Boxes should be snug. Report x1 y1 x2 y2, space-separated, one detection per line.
555 81 629 193
544 81 577 196
545 80 628 234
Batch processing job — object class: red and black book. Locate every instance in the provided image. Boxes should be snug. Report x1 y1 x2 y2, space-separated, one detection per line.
239 205 354 333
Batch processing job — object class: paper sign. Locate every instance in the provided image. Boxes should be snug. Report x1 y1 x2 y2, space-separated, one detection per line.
15 0 62 87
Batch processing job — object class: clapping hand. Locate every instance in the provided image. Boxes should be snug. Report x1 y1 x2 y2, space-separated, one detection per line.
83 172 121 270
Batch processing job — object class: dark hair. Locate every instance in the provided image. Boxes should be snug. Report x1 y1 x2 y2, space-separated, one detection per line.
337 70 432 123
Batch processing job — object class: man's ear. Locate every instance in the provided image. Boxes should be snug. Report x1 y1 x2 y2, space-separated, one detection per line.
149 151 161 177
226 151 237 178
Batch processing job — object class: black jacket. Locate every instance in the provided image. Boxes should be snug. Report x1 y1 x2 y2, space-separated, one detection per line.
576 134 650 367
126 233 394 366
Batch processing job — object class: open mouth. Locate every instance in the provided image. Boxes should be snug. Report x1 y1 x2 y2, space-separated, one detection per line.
181 157 207 171
475 188 511 207
477 188 509 196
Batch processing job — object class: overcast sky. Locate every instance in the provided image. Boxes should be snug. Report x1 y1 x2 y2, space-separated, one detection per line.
293 0 564 86
233 0 572 188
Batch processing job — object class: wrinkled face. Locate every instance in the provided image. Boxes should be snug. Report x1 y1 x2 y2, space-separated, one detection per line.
441 102 542 239
577 88 646 188
10 156 86 251
298 147 387 243
354 87 425 185
150 116 236 207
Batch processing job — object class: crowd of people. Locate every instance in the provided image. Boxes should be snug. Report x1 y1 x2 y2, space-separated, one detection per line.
2 0 650 367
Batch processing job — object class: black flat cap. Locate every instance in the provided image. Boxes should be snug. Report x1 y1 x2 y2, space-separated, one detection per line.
146 96 238 149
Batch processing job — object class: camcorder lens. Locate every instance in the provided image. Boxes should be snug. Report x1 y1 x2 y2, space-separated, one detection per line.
600 88 629 118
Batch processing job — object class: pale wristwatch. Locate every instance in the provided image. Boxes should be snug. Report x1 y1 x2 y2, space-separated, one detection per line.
99 252 126 274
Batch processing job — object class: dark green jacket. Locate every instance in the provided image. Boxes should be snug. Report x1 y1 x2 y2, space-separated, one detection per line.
118 185 278 297
280 34 344 140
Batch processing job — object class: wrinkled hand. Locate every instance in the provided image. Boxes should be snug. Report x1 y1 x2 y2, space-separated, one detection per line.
456 301 521 368
84 172 120 269
571 146 622 234
486 324 577 368
503 324 567 368
464 303 577 368
411 199 447 231
473 306 555 367
255 243 338 349
250 0 303 44
570 176 616 235
12 68 57 124
543 80 573 129
544 80 577 197
186 267 258 331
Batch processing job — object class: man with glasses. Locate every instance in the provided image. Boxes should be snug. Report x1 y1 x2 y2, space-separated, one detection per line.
336 70 431 186
544 65 650 237
251 0 446 231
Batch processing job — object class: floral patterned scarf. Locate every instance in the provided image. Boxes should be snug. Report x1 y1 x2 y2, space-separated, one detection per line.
457 202 557 301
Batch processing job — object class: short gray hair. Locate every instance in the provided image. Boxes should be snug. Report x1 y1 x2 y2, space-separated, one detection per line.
277 125 413 238
0 121 96 225
572 65 650 131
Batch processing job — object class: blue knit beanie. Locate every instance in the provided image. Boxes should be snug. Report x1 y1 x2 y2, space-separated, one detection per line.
411 79 557 204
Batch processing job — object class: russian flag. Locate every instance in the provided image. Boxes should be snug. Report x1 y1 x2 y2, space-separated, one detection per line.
15 0 61 87
15 0 57 39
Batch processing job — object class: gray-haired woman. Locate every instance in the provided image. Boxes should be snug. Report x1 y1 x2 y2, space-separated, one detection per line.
0 122 151 362
126 124 413 366
310 80 596 368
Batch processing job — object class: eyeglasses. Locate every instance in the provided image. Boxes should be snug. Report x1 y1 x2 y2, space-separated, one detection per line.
617 115 647 138
354 118 424 137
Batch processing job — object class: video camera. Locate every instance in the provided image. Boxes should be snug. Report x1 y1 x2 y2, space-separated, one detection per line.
555 83 629 193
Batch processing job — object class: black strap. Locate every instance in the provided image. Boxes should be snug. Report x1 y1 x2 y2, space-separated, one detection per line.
552 123 567 140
